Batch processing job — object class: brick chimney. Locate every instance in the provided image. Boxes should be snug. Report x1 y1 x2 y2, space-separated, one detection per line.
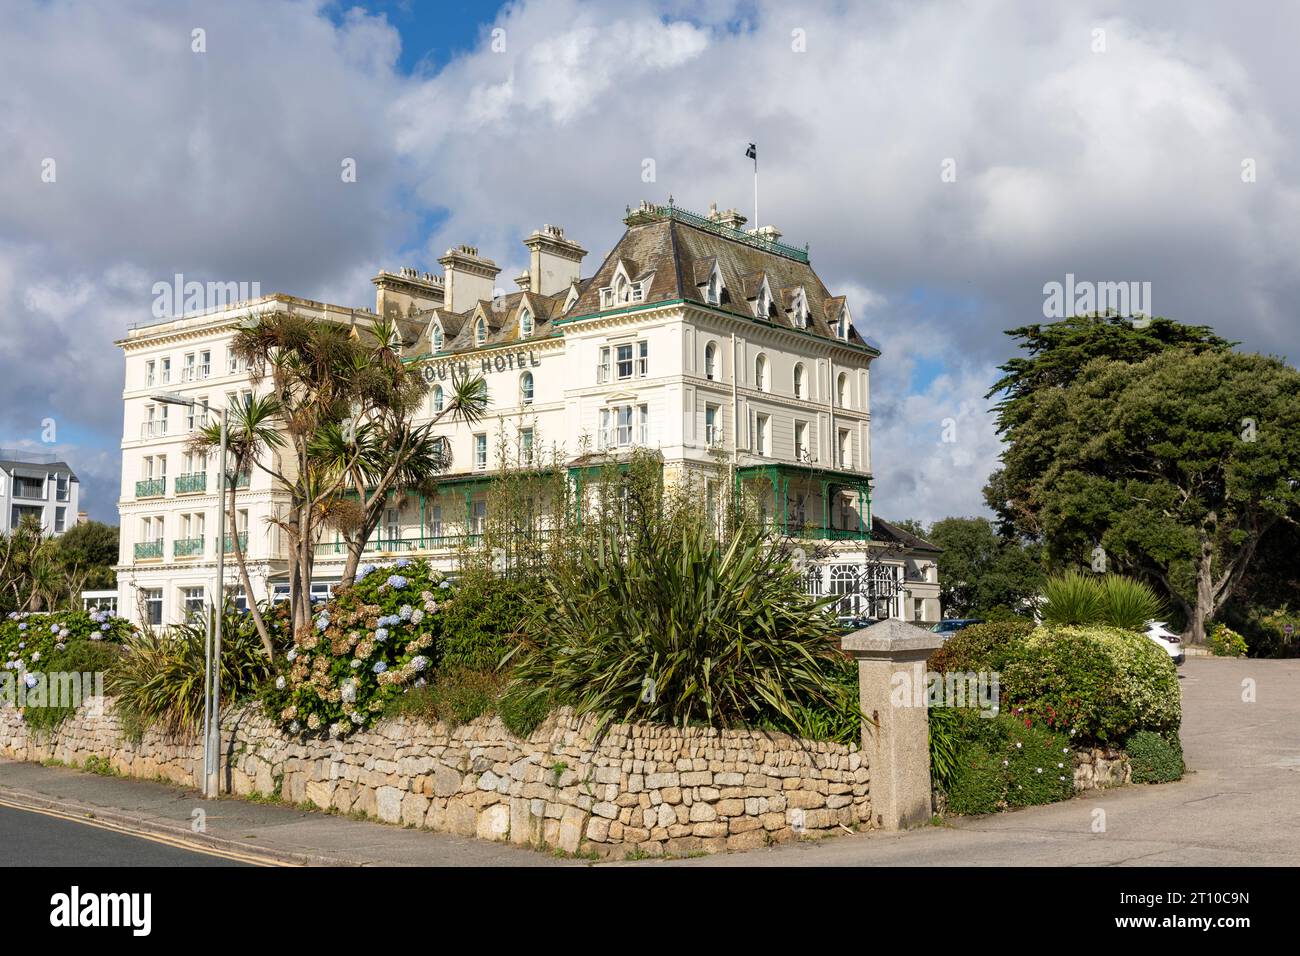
371 267 444 320
523 225 586 296
438 245 502 313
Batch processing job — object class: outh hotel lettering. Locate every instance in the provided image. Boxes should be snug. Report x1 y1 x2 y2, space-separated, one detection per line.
421 349 541 382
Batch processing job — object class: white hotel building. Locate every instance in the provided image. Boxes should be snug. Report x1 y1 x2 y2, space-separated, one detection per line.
114 201 941 627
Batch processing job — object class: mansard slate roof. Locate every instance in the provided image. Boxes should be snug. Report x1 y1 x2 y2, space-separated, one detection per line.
565 210 874 352
410 287 571 357
405 204 871 358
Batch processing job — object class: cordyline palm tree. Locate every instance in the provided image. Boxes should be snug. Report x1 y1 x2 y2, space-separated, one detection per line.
314 315 488 586
191 392 283 659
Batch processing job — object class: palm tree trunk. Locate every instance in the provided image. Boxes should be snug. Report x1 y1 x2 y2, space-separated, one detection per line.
227 478 276 659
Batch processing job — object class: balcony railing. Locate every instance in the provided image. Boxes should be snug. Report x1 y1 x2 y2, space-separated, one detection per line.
134 539 164 560
173 536 204 558
223 532 249 553
798 527 868 541
140 421 168 439
233 471 250 488
135 478 166 498
175 472 207 494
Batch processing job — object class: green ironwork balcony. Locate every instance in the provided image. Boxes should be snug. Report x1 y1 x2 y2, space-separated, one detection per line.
233 471 250 489
135 477 166 498
799 527 869 541
134 539 164 560
223 532 248 553
175 472 207 494
173 536 204 558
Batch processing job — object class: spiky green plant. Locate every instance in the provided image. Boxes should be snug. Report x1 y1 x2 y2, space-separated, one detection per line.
1039 570 1103 626
107 603 280 739
1097 574 1164 630
1040 571 1163 630
505 518 852 736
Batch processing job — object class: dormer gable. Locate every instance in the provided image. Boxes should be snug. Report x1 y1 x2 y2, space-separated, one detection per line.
600 259 654 309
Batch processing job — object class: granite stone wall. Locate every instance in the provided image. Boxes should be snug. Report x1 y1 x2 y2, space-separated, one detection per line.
0 698 870 858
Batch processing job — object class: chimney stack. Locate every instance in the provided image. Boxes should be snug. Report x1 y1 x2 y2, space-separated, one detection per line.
372 267 444 320
523 225 586 296
711 206 748 231
438 245 502 313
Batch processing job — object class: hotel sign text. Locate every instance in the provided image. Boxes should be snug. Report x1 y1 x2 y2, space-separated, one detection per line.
421 349 542 382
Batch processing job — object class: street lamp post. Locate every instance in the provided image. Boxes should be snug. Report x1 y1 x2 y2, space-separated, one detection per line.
152 392 226 799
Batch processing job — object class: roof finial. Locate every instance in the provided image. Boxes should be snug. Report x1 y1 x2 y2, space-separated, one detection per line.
668 194 674 208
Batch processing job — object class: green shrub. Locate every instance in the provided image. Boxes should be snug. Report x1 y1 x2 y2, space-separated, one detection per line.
1002 720 1075 807
927 619 1034 674
20 640 123 732
506 519 851 735
1003 625 1181 744
1126 730 1185 783
2 608 131 666
1096 575 1165 631
928 704 962 791
1208 623 1247 658
435 568 533 671
261 559 448 736
945 743 1003 815
108 610 277 738
496 682 553 738
1040 570 1102 626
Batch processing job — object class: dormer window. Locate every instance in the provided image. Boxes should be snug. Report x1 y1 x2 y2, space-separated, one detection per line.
520 308 533 337
432 322 444 352
791 288 809 328
563 285 580 314
837 308 850 340
474 318 486 346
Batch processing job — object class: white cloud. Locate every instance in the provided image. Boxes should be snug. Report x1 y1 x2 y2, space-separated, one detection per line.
3 0 1300 525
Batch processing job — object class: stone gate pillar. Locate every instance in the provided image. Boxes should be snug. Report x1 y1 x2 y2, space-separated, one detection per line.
842 618 945 830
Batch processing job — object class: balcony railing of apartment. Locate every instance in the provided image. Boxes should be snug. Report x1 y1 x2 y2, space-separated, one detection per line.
173 536 204 558
313 531 523 557
223 532 249 553
135 477 166 498
233 471 250 488
134 539 164 560
181 364 211 382
11 479 46 500
139 421 168 439
175 472 207 494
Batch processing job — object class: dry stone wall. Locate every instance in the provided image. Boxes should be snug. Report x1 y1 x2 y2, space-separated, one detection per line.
0 699 870 858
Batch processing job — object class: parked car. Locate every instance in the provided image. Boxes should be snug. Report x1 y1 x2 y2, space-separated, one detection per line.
930 618 983 637
836 614 877 633
1145 621 1185 666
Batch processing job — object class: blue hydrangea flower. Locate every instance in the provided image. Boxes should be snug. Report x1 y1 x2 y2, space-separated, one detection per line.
50 623 59 633
438 580 450 589
374 628 389 642
350 659 362 669
386 574 408 590
410 656 429 672
287 648 298 662
398 605 413 621
395 558 411 568
372 661 388 674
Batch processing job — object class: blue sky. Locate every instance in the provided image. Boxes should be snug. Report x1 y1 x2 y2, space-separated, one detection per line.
3 0 1299 526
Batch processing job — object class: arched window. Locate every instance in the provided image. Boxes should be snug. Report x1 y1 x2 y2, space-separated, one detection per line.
706 270 720 305
793 363 806 399
837 372 850 408
837 309 849 340
755 353 769 392
519 308 533 337
432 385 444 413
615 274 630 304
520 371 534 406
474 318 486 346
704 342 718 381
757 285 772 318
432 323 444 351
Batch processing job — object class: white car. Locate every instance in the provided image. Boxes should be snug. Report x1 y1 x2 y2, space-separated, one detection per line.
1145 621 1185 666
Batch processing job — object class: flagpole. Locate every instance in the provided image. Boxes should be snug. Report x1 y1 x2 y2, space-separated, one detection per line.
753 151 759 230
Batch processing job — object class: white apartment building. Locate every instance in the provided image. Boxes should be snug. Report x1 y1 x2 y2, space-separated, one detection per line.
114 201 941 627
1 452 80 536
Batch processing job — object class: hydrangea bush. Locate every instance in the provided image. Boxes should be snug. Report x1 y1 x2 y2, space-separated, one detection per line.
261 559 452 737
2 609 132 691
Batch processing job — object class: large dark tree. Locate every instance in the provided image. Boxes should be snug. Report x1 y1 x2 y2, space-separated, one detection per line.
925 516 1043 618
1003 348 1300 643
53 520 119 591
985 314 1233 537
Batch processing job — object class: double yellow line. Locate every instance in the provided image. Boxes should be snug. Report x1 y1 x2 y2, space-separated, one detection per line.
0 795 296 867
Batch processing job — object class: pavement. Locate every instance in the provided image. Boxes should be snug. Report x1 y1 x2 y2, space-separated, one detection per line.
2 656 1296 866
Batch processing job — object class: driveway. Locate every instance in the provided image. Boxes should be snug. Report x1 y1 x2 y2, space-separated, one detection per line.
654 656 1300 866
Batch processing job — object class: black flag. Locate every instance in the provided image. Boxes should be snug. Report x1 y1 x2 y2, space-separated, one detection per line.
745 143 757 160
